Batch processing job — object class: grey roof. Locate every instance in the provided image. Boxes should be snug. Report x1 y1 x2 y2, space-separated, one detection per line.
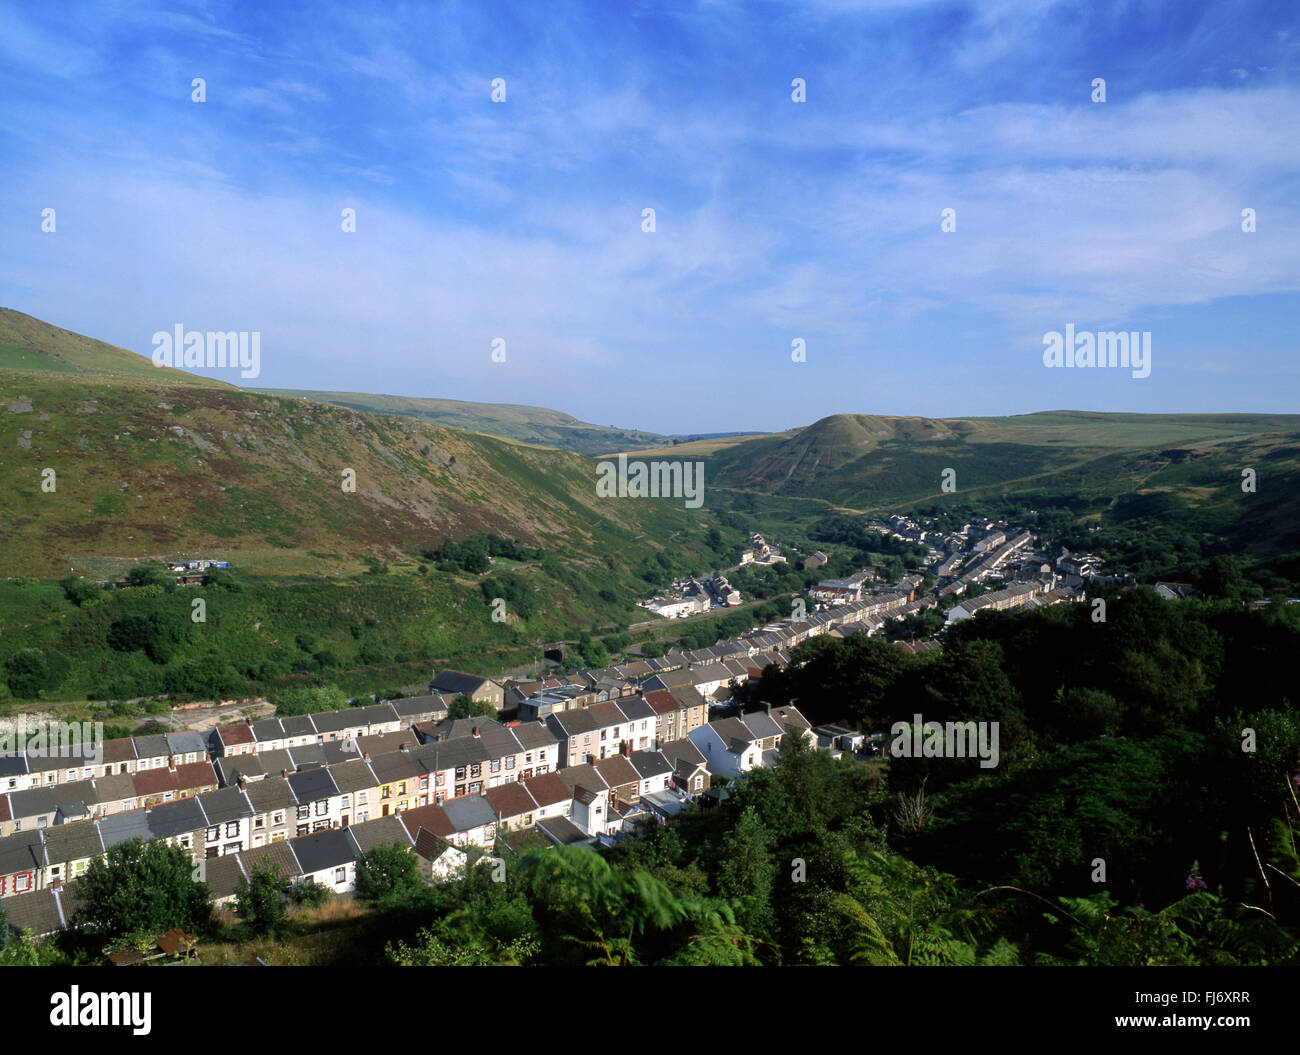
328 758 378 795
536 816 594 847
198 786 254 826
289 827 359 875
658 738 707 769
166 731 208 757
200 853 246 900
241 776 298 814
546 709 600 737
741 711 785 740
287 767 339 804
628 750 673 780
286 744 327 770
237 842 301 883
0 830 47 875
43 820 104 862
426 718 518 759
440 795 498 833
132 734 171 759
278 715 318 738
257 749 296 778
215 755 268 786
430 670 497 695
389 695 449 721
0 755 28 778
87 773 137 806
1 885 66 936
613 696 655 722
8 787 58 819
250 718 286 742
145 797 207 839
96 809 153 849
411 739 488 773
320 738 366 766
367 749 426 784
510 721 558 750
347 815 413 854
308 707 363 735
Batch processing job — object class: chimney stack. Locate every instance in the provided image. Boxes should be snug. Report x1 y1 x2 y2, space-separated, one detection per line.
472 726 480 739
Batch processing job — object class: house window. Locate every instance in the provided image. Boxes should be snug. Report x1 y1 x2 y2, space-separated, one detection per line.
180 835 192 849
225 821 239 837
505 757 514 770
398 782 407 795
469 782 482 795
418 776 428 791
297 806 309 820
357 792 367 805
469 764 481 779
335 867 347 884
314 801 328 817
358 810 368 823
314 820 330 832
490 760 500 773
272 811 285 825
341 795 351 809
455 767 466 781
525 753 532 764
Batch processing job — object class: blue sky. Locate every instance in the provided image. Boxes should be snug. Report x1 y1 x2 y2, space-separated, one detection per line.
2 0 1298 434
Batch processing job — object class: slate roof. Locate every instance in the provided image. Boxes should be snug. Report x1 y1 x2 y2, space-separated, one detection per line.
328 758 378 795
536 816 593 847
198 786 253 826
286 767 338 805
614 696 655 722
510 722 558 751
278 715 318 739
441 795 498 833
430 670 498 696
237 841 300 882
96 809 153 849
132 734 172 759
347 815 413 854
145 797 207 839
200 853 246 900
42 821 104 863
367 748 426 785
289 828 359 875
629 750 673 780
389 694 451 722
166 731 208 757
242 776 297 814
0 830 46 876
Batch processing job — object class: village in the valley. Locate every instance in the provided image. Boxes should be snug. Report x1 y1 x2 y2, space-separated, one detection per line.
0 512 1169 940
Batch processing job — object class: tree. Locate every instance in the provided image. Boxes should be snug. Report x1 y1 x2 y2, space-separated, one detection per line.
74 838 213 942
4 649 50 698
125 564 174 590
234 858 289 935
449 693 493 720
354 843 424 905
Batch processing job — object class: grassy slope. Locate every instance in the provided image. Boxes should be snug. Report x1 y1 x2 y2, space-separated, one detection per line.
252 388 673 456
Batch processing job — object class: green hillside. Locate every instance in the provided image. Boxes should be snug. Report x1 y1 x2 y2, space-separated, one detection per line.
687 410 1300 564
0 307 233 388
253 388 673 456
